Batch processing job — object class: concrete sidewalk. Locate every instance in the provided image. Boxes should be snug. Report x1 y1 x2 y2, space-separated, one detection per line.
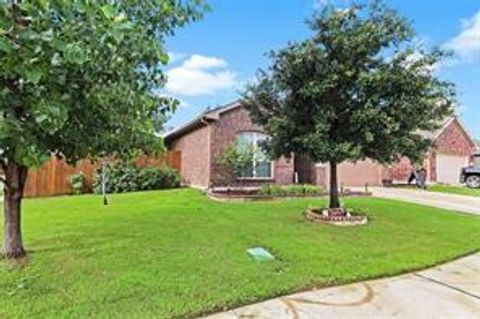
369 187 480 215
201 253 480 319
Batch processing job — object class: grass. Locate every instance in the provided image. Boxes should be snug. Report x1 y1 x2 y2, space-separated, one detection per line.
427 184 480 197
1 189 480 319
396 183 480 197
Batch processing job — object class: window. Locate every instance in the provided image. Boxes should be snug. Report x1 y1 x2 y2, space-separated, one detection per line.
236 132 273 179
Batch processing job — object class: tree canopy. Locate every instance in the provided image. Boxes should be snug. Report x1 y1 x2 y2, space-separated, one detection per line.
0 0 207 258
1 0 206 167
242 1 455 209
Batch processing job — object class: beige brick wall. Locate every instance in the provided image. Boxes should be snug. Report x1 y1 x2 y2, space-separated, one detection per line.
170 125 210 188
315 160 385 188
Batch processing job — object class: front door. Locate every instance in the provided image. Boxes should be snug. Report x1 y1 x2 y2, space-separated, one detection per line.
294 155 314 184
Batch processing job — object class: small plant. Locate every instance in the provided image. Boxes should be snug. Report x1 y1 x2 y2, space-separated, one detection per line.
260 184 286 196
69 172 86 195
304 184 323 195
217 140 256 186
260 183 272 195
284 184 306 195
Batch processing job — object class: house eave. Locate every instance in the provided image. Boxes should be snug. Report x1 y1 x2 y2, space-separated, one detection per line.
163 115 216 143
163 100 243 143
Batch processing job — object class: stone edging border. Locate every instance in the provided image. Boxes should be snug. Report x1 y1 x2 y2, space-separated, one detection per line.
207 191 372 202
305 209 368 226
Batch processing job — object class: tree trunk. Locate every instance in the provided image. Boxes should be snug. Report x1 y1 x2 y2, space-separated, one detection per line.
329 161 341 209
3 162 28 259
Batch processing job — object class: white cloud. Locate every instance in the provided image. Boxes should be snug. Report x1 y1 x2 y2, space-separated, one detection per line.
182 54 228 69
445 10 480 62
165 54 238 96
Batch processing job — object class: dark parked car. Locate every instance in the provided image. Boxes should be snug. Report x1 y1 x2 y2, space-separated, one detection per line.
460 153 480 188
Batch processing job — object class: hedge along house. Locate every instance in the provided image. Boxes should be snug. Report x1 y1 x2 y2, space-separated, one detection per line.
164 101 294 188
165 102 477 189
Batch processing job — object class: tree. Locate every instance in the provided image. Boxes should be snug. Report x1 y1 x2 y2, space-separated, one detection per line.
242 1 455 212
217 140 256 186
0 0 207 259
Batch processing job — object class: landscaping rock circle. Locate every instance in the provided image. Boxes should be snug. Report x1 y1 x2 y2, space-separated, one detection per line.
305 208 368 226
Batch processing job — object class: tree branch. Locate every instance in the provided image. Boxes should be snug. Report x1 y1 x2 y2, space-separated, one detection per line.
0 175 9 193
0 158 7 174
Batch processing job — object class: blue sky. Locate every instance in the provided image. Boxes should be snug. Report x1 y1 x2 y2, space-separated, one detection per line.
164 0 480 139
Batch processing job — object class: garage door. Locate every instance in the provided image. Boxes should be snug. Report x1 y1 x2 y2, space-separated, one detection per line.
436 154 469 185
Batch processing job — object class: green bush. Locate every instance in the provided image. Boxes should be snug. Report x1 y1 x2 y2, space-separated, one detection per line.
303 184 323 195
260 184 286 196
93 163 180 194
69 172 86 195
260 184 324 196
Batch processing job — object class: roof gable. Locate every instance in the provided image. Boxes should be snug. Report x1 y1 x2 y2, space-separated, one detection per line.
433 117 477 155
164 101 243 142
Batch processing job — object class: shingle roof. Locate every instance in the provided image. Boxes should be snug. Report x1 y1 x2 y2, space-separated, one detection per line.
165 105 476 154
417 116 456 140
163 101 242 141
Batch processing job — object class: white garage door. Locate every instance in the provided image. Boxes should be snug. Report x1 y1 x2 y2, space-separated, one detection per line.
436 154 469 185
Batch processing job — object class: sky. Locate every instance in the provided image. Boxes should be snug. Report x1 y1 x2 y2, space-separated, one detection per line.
164 0 480 140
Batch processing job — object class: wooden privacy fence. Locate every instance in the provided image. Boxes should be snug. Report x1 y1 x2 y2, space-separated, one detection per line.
23 151 181 198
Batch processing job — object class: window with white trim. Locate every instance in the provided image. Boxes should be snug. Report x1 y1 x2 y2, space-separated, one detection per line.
236 132 273 179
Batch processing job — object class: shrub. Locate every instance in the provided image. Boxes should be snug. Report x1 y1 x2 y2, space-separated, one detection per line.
260 184 286 196
217 140 256 186
259 184 324 196
69 172 86 195
93 162 180 194
284 184 306 195
304 184 323 195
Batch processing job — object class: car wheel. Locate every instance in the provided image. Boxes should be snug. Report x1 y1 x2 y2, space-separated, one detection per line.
466 175 480 188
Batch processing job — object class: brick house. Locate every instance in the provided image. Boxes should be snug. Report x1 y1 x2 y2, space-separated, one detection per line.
315 116 478 187
164 101 294 188
165 102 477 188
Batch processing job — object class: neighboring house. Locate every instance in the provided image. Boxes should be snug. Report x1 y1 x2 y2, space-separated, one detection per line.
317 116 477 187
383 117 477 185
165 102 477 188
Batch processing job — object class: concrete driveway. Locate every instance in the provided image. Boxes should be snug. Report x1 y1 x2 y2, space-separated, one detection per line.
202 253 480 319
369 187 480 215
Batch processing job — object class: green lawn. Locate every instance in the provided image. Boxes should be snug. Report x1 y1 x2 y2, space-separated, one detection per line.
1 189 480 319
427 184 480 197
395 184 480 197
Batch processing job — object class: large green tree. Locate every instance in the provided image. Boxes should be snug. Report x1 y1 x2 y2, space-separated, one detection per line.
242 1 455 211
0 0 206 258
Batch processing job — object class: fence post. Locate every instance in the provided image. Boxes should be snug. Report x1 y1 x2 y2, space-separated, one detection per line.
50 157 57 196
102 159 108 206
